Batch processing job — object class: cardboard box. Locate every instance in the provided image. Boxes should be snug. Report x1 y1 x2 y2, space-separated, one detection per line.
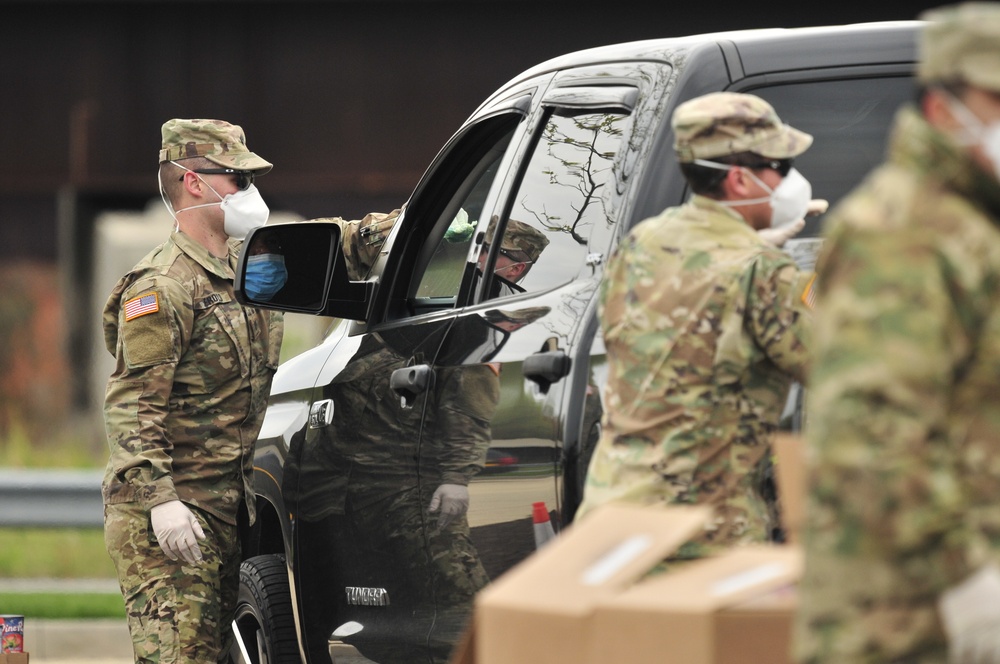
474 504 712 664
472 502 803 664
0 654 29 664
772 432 806 543
590 545 802 664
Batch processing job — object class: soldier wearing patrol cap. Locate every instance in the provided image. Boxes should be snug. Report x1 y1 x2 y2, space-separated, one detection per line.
795 4 1000 662
102 118 283 662
479 217 551 297
575 92 815 561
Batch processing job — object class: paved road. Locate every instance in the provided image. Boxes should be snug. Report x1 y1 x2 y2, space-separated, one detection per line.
0 578 119 592
22 618 132 662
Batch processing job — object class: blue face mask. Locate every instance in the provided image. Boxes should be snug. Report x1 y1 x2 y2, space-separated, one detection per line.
244 253 288 301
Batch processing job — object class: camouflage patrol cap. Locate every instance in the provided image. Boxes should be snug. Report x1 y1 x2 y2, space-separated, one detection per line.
486 217 550 263
672 92 813 163
919 3 1000 92
158 118 273 174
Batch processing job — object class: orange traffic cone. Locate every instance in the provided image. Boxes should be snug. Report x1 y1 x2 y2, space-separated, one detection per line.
532 501 557 549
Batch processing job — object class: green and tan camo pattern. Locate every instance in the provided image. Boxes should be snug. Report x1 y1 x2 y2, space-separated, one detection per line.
673 91 813 163
577 196 812 558
158 118 272 173
793 106 1000 663
309 208 401 280
105 501 240 663
102 230 283 527
485 217 550 263
919 3 1000 91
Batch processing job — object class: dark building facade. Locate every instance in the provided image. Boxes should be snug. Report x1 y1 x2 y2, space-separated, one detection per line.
0 0 938 431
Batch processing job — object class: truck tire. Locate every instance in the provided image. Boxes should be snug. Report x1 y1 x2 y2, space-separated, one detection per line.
234 554 300 664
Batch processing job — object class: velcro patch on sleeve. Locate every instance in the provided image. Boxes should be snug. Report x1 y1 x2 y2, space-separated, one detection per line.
124 292 160 321
121 288 175 367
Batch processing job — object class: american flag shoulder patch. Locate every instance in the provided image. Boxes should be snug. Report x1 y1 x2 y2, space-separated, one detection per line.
801 274 817 310
124 292 160 321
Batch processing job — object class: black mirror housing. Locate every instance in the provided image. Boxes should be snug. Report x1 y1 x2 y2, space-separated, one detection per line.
235 221 376 321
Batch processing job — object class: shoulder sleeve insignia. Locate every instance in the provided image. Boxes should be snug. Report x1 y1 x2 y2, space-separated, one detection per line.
124 292 160 321
800 274 817 310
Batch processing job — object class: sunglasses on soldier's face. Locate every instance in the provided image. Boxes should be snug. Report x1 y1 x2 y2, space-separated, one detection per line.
746 159 793 177
179 168 255 191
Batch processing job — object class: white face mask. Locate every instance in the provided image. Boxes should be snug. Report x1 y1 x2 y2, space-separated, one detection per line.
693 159 812 229
944 94 1000 181
162 162 270 240
217 185 270 240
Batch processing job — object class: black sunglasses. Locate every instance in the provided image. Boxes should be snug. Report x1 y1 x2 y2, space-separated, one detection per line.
179 167 255 191
745 159 793 178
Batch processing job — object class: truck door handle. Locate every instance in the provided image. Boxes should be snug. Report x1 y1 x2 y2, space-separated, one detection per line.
523 350 571 393
390 364 435 409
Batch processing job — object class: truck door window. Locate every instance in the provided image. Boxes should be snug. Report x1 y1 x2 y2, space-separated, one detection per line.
405 118 520 316
748 75 913 238
482 108 630 301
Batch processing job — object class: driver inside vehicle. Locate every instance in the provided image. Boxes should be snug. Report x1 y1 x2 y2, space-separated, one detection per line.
477 217 550 297
243 230 287 302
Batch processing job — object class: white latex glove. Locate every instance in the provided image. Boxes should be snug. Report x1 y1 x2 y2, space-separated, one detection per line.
939 563 1000 663
428 484 469 528
806 199 829 216
757 199 828 248
758 217 806 248
150 500 206 564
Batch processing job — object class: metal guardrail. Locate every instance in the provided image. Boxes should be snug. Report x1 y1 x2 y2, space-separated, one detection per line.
0 469 104 528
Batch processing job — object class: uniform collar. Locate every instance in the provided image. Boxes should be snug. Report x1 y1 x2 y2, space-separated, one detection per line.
171 230 236 281
687 194 764 242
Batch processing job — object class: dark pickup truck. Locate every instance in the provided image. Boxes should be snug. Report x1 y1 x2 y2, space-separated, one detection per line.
230 20 920 664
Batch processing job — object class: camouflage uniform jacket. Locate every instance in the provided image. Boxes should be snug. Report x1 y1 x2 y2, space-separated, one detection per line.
314 209 401 281
102 230 283 526
578 195 812 554
794 107 1000 663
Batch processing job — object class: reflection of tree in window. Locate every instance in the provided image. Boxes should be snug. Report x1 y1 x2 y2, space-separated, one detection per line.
520 112 625 245
496 110 628 297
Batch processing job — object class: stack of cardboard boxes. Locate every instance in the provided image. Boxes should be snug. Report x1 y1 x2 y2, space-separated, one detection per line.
457 433 806 664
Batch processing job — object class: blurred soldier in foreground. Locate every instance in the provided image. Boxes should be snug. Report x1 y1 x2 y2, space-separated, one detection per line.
794 4 1000 662
102 119 282 662
576 92 815 558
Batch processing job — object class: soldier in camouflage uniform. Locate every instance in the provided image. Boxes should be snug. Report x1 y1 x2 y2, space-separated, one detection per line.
795 4 1000 662
102 118 283 663
479 217 550 297
576 92 815 559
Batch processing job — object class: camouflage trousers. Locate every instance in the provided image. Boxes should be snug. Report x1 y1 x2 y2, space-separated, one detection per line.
104 501 240 664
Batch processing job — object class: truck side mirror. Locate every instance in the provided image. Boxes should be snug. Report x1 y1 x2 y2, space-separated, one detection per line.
235 221 376 321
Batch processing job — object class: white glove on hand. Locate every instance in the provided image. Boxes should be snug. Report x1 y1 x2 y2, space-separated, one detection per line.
757 217 806 248
150 500 206 564
939 563 1000 663
806 199 829 216
428 484 469 528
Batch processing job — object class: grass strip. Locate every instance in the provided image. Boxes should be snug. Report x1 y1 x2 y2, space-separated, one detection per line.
0 528 115 578
0 592 125 619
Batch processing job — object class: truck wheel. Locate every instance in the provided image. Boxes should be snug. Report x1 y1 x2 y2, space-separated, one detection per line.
234 554 300 664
